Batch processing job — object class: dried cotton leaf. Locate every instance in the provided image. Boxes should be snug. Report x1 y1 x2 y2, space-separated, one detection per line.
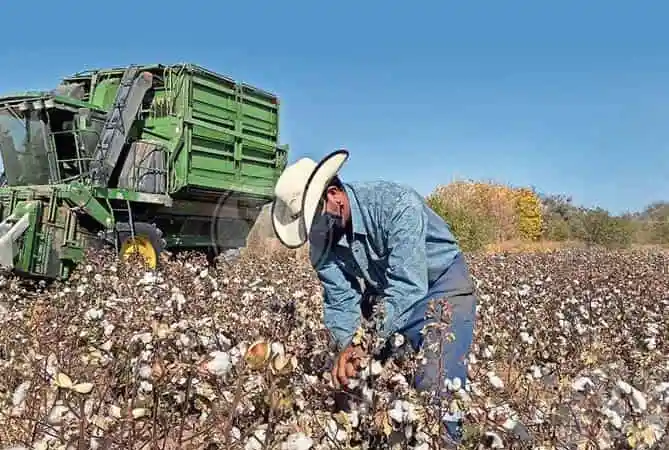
245 340 270 370
109 405 122 419
131 408 148 419
72 382 94 394
54 372 73 389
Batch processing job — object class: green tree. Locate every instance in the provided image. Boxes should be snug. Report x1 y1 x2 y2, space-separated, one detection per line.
426 195 494 252
577 207 634 248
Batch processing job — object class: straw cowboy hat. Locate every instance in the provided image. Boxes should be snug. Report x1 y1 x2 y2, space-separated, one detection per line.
271 149 350 248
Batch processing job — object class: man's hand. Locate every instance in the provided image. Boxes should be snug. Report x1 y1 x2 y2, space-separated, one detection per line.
332 344 365 388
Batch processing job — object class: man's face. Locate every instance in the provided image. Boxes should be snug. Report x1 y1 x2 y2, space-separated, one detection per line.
322 186 350 225
309 186 350 267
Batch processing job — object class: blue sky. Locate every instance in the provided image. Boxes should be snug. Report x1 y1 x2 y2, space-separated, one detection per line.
1 1 667 214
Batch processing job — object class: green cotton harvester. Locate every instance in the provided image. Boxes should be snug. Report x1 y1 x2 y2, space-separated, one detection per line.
0 63 289 280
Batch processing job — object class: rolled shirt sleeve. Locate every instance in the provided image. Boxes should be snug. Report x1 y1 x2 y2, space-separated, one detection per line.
313 255 363 350
380 191 430 340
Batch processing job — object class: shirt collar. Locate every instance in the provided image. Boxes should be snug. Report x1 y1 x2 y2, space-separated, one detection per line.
334 184 366 247
345 183 366 236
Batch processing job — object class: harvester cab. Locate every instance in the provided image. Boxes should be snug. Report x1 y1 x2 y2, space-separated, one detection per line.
0 64 289 280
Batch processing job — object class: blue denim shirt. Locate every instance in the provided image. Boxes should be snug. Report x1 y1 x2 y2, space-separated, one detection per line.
309 180 462 350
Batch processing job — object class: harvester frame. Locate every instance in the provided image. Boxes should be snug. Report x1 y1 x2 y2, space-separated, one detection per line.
0 63 289 280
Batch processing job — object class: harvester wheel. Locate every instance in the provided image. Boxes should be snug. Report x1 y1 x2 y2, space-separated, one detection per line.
118 223 163 269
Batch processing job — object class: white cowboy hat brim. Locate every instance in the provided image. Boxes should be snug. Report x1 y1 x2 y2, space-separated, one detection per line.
300 149 349 240
271 189 307 248
270 150 349 248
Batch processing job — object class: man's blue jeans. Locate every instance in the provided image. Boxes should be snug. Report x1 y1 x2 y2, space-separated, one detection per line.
363 252 477 444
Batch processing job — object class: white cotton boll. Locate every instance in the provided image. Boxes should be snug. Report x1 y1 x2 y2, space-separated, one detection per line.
138 364 152 379
631 388 647 412
578 305 588 317
390 373 409 389
132 332 152 345
519 331 534 345
654 382 669 394
271 342 285 357
592 369 608 380
206 351 232 376
404 424 413 440
359 360 382 380
85 308 104 321
370 360 383 376
392 334 405 348
502 417 517 431
531 408 545 424
600 407 623 429
139 272 157 285
347 378 360 389
388 402 404 423
281 432 314 450
455 388 471 403
46 353 59 379
486 371 504 390
469 382 484 397
171 292 186 311
414 431 431 444
572 376 594 392
245 428 267 450
325 419 348 442
12 381 30 408
348 410 360 428
616 380 632 395
644 337 657 350
388 400 419 424
47 401 70 425
100 340 113 352
178 334 191 348
405 404 420 423
103 321 115 337
531 365 542 379
482 346 494 359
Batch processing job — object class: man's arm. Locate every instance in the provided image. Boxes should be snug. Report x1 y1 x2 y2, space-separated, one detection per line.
313 256 363 351
380 192 430 340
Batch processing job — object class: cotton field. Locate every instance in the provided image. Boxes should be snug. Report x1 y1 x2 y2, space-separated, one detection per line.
0 246 667 450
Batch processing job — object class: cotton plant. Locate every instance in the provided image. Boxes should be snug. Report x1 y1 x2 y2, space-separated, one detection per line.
0 247 668 449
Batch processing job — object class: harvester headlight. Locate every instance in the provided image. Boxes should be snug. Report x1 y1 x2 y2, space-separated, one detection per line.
32 100 44 110
18 101 30 112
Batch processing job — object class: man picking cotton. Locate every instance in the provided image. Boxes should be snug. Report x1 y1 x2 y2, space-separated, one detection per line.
271 149 478 446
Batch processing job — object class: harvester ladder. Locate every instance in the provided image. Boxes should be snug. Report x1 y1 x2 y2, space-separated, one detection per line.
105 199 136 255
126 199 136 242
90 66 154 187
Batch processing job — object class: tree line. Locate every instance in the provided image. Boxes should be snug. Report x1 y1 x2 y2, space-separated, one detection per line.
426 180 669 252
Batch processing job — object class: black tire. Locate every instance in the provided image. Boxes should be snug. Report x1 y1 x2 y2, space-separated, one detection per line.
117 222 164 269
